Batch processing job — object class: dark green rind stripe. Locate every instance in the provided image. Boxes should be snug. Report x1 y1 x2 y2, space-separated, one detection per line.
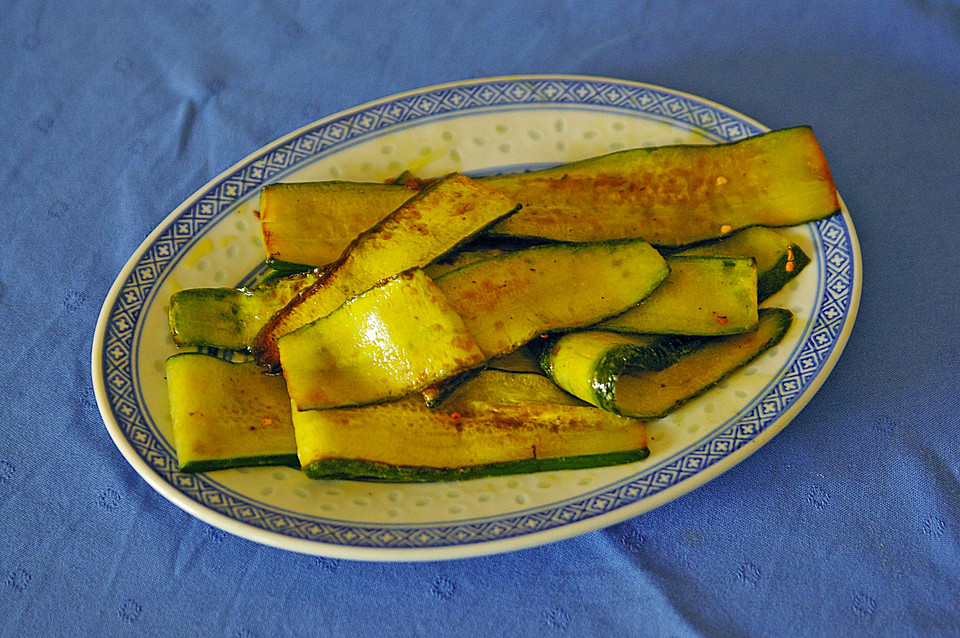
758 242 810 301
179 454 301 474
539 333 709 412
541 309 793 419
302 448 650 483
610 308 794 419
674 227 812 302
588 336 711 412
262 259 316 278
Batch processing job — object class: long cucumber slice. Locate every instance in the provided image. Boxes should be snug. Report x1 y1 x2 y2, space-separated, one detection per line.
165 354 298 472
166 356 650 481
295 371 648 483
247 127 837 268
597 256 758 336
433 239 668 357
168 270 321 351
254 173 520 367
542 308 794 419
485 126 838 245
278 269 485 411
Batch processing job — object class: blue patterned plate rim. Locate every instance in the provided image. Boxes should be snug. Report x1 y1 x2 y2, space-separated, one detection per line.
91 75 862 561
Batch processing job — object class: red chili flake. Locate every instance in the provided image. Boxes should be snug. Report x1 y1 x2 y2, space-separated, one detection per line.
717 316 728 324
785 247 796 272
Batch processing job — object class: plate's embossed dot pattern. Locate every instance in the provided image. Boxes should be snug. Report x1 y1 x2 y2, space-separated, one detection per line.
96 77 858 554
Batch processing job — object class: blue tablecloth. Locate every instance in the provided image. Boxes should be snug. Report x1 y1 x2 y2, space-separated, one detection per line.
3 2 959 636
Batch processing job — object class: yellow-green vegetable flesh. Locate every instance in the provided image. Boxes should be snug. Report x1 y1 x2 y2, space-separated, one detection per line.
675 226 811 301
294 370 647 482
543 308 794 418
247 127 838 260
597 256 758 336
168 270 321 351
278 269 485 411
165 354 297 472
259 181 416 269
434 239 669 357
484 126 839 245
254 173 520 367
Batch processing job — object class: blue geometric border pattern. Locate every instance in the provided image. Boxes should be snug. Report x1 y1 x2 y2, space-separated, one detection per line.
100 77 849 549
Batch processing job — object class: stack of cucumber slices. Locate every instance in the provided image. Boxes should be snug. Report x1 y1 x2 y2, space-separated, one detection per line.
165 126 839 482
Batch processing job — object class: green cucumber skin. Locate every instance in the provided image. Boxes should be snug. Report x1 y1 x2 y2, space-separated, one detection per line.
674 227 812 302
758 242 810 301
169 288 252 350
264 258 314 276
302 448 650 483
179 454 301 474
597 256 758 337
539 334 708 413
609 308 794 419
434 238 669 357
541 309 793 419
589 336 709 413
169 269 320 350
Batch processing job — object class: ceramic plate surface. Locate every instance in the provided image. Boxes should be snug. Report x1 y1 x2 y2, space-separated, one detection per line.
92 75 861 561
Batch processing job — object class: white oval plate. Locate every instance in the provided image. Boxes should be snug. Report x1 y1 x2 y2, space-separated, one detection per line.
92 75 860 561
